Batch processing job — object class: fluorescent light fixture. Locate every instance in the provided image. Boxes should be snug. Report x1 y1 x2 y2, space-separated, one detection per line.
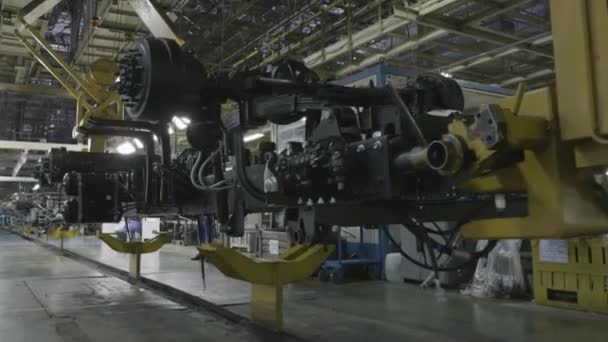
225 166 233 172
440 71 452 78
133 138 144 149
447 65 466 73
168 125 175 135
116 141 136 154
468 56 493 67
243 133 264 143
32 184 40 191
494 48 520 58
172 116 190 130
532 35 552 46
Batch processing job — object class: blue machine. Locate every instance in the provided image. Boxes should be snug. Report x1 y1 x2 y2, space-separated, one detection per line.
320 226 387 283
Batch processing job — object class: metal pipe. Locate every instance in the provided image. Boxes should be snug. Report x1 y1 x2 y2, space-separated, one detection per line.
15 32 88 105
85 118 172 202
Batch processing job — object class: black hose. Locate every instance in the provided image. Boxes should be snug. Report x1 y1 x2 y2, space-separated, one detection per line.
382 226 496 272
232 128 265 201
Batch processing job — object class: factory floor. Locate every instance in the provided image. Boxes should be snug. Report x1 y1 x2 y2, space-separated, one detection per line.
6 232 608 341
0 230 292 342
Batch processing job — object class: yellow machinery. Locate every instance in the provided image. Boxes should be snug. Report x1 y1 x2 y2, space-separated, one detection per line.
98 231 173 279
15 4 123 152
461 0 608 239
199 243 334 328
47 226 80 249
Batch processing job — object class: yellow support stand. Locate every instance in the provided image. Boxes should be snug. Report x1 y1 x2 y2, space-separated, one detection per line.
97 232 173 279
47 227 80 250
198 244 334 330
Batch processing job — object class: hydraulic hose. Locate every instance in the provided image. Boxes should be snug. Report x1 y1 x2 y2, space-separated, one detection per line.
382 226 496 272
232 128 265 201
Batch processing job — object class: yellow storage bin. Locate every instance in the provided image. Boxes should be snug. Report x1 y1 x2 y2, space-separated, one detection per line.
532 237 608 313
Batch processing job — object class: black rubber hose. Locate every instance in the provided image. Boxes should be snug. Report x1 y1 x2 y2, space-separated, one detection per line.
382 226 496 272
232 128 265 201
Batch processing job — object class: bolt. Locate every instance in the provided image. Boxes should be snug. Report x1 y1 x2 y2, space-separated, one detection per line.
306 198 314 206
317 198 325 204
330 197 337 204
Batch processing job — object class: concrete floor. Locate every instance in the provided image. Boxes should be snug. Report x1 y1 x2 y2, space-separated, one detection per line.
0 231 294 342
20 233 608 341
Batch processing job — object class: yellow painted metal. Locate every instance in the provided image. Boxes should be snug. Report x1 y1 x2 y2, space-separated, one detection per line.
199 243 334 330
47 227 80 239
251 284 284 330
574 141 608 168
531 237 608 314
462 88 608 239
550 0 608 142
15 7 122 144
47 227 79 249
88 59 118 87
97 232 173 254
198 244 334 286
98 231 172 279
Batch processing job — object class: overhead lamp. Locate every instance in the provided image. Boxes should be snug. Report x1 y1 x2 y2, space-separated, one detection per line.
133 138 144 149
243 132 264 143
440 71 452 78
32 184 40 191
116 141 136 154
172 116 190 130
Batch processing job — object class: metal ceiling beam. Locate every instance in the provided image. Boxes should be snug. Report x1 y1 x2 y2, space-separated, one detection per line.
0 82 71 98
127 0 183 44
0 176 38 183
73 0 113 64
335 29 448 78
303 15 411 69
0 140 86 152
465 0 535 24
500 68 553 87
21 0 63 24
437 32 552 74
12 150 29 177
393 5 553 59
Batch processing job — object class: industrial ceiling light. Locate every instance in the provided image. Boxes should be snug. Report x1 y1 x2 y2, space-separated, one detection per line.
172 116 190 130
116 141 137 155
32 184 40 191
132 138 144 149
243 132 264 143
440 71 453 78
